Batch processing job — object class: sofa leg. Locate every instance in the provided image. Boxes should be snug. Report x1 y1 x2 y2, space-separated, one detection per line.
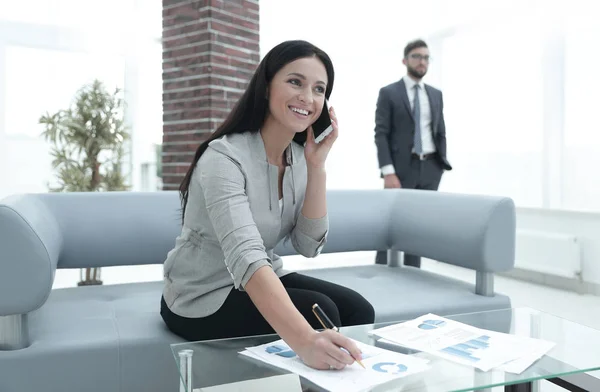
0 313 30 350
387 250 402 267
475 271 495 297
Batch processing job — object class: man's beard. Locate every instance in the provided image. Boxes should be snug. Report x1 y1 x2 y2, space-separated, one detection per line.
407 66 427 79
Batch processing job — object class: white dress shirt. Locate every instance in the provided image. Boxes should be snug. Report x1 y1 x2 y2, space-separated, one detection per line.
381 75 436 176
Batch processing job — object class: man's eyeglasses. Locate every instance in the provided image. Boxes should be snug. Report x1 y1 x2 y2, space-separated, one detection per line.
408 54 431 63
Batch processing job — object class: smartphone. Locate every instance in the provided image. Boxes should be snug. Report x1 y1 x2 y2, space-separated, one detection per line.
311 100 333 144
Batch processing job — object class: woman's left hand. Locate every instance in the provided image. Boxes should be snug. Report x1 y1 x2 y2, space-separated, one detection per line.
304 106 339 170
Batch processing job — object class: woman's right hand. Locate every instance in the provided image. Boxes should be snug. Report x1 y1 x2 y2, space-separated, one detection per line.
293 330 363 370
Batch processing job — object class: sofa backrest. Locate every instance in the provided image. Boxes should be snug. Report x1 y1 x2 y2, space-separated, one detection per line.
0 190 394 268
4 192 182 269
0 189 515 316
275 190 396 255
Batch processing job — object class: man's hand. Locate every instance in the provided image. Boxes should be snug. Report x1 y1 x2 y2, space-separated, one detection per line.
383 174 401 189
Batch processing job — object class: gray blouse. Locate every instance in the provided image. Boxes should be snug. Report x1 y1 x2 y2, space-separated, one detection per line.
162 131 328 318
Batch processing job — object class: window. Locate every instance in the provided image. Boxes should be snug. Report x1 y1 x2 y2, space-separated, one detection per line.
0 1 162 198
434 16 545 207
0 0 134 30
5 46 125 138
563 11 600 211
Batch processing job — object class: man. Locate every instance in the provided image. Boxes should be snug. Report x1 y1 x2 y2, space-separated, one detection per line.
374 39 452 268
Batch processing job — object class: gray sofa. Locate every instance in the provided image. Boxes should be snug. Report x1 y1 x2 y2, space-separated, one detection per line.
0 189 515 392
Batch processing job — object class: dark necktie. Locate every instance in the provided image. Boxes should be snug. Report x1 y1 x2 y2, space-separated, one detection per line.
413 85 422 154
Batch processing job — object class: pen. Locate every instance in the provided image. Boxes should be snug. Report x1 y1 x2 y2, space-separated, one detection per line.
312 303 365 369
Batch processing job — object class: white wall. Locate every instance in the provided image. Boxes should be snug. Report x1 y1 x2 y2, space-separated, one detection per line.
517 208 600 288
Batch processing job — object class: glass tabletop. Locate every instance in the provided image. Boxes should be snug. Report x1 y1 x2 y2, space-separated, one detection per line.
171 307 600 392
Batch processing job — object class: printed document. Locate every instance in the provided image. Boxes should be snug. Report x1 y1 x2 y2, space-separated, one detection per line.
239 338 430 392
369 314 554 372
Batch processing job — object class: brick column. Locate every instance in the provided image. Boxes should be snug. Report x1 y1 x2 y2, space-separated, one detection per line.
161 0 259 190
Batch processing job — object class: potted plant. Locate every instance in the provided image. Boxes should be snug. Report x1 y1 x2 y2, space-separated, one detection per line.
39 79 130 286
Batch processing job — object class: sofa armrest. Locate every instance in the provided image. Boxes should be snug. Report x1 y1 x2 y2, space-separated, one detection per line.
0 195 62 316
389 190 516 273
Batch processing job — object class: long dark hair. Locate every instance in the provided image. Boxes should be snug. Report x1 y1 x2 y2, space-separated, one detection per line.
179 40 335 223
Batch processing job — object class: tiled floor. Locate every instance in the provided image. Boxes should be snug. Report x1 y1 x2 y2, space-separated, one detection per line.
53 251 600 391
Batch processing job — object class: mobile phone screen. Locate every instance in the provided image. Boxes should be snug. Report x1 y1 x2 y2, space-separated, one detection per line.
311 100 333 144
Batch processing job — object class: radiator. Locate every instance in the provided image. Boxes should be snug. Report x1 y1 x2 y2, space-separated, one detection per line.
515 229 582 279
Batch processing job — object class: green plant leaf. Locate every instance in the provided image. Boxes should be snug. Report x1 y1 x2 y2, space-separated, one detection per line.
41 79 131 193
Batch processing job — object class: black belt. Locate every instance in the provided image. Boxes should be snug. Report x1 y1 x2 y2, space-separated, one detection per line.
411 152 437 161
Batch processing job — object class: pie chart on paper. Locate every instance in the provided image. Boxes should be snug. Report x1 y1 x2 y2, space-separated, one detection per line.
372 362 408 374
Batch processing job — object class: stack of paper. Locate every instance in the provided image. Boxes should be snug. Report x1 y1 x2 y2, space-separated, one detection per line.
239 338 430 392
196 374 303 392
369 314 555 374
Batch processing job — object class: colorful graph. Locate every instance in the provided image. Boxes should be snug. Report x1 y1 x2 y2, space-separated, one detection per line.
372 362 408 374
440 335 490 362
265 344 297 358
418 319 447 330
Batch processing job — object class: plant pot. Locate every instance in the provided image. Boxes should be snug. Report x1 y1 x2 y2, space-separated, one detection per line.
78 267 103 286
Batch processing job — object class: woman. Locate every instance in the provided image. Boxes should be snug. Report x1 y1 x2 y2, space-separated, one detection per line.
160 40 375 371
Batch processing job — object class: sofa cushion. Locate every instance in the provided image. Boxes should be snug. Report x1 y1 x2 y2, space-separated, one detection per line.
301 265 511 323
0 281 184 392
0 265 510 391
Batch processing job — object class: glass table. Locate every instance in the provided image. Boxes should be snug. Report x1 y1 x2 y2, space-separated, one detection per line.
171 308 600 391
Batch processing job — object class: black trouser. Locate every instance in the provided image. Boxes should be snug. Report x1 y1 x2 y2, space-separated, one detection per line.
376 154 444 268
160 272 376 342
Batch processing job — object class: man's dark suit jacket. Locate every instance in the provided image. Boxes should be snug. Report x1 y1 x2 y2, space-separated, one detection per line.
374 79 452 179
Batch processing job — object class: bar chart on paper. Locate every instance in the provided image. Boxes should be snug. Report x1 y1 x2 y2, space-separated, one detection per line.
441 335 491 362
369 314 556 372
418 319 447 330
